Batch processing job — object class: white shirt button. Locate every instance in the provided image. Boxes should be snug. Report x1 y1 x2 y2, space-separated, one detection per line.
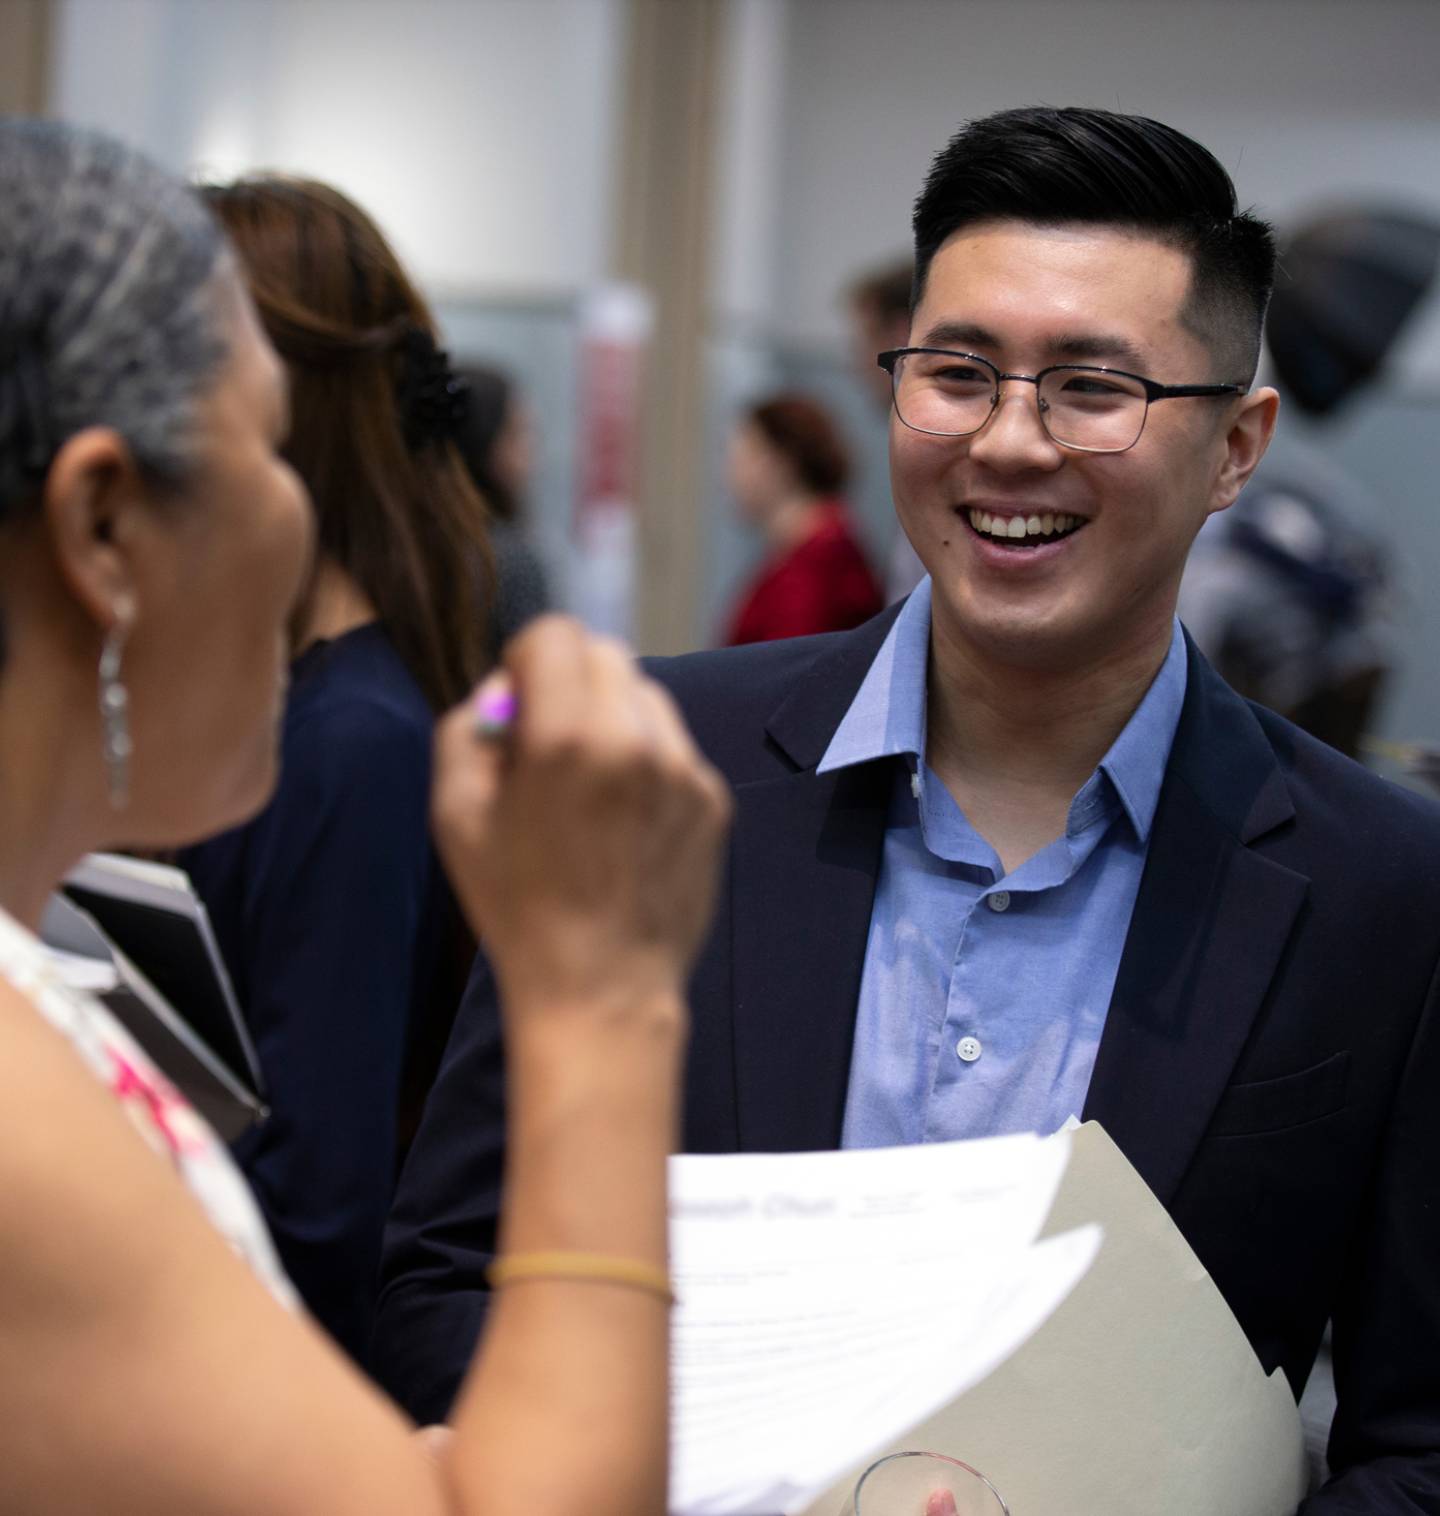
956 1036 982 1063
988 891 1011 913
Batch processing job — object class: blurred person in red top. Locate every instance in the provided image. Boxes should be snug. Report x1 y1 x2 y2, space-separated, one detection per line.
722 393 884 646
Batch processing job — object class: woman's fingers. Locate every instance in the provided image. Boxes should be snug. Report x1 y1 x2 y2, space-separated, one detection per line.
432 617 731 1016
504 615 593 756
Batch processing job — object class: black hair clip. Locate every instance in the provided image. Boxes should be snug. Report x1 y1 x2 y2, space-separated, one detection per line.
395 324 469 451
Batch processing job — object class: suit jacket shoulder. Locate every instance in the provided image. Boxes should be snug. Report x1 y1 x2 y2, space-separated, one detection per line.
1247 697 1440 857
644 605 904 784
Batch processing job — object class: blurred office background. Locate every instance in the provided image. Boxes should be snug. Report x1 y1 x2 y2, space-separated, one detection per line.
3 0 1438 755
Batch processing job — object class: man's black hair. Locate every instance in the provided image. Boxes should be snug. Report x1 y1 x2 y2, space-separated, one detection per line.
912 106 1276 384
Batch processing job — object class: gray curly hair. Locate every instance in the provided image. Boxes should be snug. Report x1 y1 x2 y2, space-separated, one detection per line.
0 120 231 517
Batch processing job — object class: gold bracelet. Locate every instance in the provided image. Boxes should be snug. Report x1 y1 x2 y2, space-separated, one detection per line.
488 1250 675 1305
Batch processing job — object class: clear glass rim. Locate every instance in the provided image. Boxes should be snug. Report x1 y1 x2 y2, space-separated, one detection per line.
853 1450 1010 1515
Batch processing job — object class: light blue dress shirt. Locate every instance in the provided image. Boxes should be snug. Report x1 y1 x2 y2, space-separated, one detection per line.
820 579 1188 1147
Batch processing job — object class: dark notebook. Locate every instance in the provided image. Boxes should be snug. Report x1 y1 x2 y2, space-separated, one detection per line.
42 854 267 1141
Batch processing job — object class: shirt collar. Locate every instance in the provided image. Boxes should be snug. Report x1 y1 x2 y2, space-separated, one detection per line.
817 577 932 774
818 577 1188 845
1094 621 1187 843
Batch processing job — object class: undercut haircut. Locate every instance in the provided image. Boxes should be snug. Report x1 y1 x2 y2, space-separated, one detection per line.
911 106 1276 385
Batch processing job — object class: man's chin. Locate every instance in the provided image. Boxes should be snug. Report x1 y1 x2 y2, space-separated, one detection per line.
928 588 1094 671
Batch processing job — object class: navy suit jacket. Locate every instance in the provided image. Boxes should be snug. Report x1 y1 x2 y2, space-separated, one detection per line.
376 609 1440 1512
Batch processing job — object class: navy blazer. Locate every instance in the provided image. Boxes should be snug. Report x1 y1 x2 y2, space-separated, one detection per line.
376 610 1440 1512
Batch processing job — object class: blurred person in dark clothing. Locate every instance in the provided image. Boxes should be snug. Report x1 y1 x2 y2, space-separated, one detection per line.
722 392 883 646
453 364 550 658
178 176 486 1370
1180 208 1439 757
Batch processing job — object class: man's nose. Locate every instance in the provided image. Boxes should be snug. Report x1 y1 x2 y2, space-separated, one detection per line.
966 380 1064 473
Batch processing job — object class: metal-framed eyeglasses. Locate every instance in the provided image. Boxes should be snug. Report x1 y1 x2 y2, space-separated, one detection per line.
877 347 1246 455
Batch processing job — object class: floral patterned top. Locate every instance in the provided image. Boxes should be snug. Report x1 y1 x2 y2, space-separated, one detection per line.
0 904 297 1308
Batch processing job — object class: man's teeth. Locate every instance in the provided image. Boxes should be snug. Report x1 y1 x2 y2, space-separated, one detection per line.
967 509 1082 543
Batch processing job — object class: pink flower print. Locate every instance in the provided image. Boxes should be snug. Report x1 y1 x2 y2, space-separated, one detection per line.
107 1051 206 1160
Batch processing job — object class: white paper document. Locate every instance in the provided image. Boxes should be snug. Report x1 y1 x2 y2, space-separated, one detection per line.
668 1124 1308 1516
668 1130 1099 1516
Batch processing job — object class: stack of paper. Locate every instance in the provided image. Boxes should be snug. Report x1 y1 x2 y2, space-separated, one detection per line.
668 1129 1099 1516
60 852 263 1102
667 1124 1308 1516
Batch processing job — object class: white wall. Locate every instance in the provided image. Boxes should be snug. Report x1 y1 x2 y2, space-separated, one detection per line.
710 0 791 329
764 0 1440 380
50 0 624 296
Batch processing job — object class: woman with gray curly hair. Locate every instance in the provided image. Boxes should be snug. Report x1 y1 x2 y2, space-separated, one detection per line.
0 119 728 1515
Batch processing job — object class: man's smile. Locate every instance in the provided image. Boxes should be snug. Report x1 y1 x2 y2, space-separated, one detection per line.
960 506 1091 550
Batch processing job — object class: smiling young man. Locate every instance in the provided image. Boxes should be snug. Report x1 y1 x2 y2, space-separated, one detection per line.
883 220 1274 875
378 108 1440 1510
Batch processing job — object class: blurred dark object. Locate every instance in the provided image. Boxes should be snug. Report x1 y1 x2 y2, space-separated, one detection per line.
395 324 468 450
453 364 551 655
1182 204 1440 761
454 365 523 522
1362 737 1440 798
1268 210 1440 416
40 887 266 1143
1287 667 1389 762
1181 460 1393 760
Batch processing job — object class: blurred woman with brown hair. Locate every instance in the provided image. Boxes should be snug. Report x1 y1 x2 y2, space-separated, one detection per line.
722 392 884 646
177 176 488 1368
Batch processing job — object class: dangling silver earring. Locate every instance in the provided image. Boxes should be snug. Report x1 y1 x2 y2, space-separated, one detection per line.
98 602 134 811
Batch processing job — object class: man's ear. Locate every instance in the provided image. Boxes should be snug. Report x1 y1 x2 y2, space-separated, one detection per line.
1209 386 1280 517
39 427 146 632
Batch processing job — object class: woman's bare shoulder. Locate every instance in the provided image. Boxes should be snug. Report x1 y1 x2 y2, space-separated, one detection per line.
0 972 447 1516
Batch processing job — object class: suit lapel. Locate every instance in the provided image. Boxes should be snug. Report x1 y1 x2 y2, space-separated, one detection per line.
728 612 901 1151
1084 644 1309 1204
731 763 891 1150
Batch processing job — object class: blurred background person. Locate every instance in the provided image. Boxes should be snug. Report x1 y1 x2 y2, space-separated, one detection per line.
846 257 914 412
1179 207 1440 758
721 391 883 646
453 363 552 660
845 258 929 603
177 175 488 1370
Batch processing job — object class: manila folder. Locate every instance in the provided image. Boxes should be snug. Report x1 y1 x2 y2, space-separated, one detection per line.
794 1122 1307 1516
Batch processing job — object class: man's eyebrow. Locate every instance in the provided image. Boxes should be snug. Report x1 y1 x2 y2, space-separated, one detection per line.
914 320 1150 371
1049 331 1149 369
916 320 1001 351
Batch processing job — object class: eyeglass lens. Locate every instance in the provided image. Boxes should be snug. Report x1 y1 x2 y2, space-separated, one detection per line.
892 352 1149 452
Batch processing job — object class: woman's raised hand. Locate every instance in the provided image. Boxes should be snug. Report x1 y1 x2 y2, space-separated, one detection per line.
432 617 732 1024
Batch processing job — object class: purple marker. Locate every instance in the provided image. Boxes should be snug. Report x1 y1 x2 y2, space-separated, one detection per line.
472 684 517 740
